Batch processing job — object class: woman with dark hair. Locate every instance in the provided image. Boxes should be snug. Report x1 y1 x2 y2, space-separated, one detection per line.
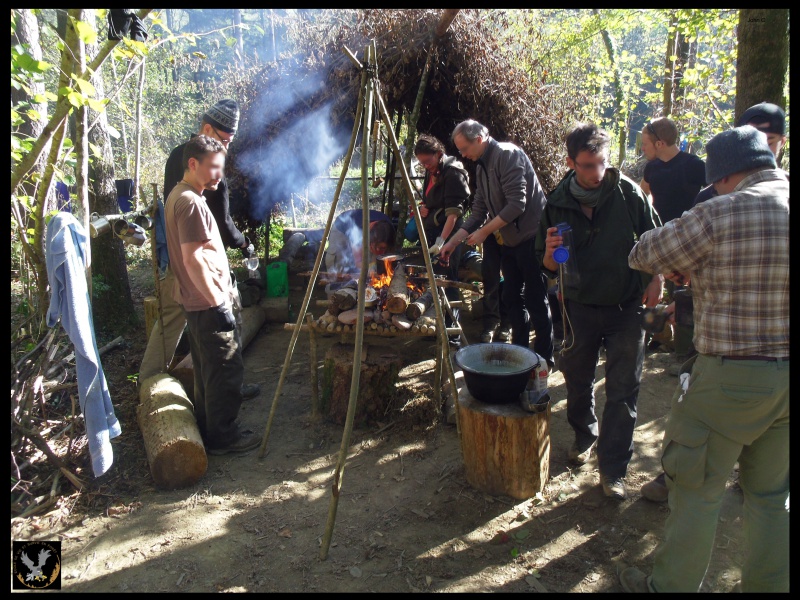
413 133 471 348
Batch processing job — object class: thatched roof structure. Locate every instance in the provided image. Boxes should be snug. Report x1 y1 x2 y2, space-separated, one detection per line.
226 9 580 222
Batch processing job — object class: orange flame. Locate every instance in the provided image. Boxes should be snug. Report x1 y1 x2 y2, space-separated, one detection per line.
369 258 395 290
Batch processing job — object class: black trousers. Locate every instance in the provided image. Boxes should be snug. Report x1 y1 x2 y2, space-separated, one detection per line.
481 234 511 332
497 235 554 363
183 287 245 447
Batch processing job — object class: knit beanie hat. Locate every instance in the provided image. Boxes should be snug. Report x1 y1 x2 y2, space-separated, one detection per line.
705 125 776 183
203 99 239 135
737 102 785 135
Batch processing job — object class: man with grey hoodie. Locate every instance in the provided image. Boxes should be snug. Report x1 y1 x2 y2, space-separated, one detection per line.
440 119 553 369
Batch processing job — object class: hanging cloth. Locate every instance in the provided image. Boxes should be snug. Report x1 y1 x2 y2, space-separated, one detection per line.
46 212 121 477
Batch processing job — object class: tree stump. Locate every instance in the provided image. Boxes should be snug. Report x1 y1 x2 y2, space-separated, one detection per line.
321 343 402 426
144 296 159 341
457 387 550 499
137 373 207 490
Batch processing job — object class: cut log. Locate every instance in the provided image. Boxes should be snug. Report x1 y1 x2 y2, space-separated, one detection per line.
385 263 409 314
144 296 159 341
167 303 264 404
259 295 289 323
406 289 433 320
137 373 207 490
282 226 324 246
391 314 413 330
321 343 402 425
240 305 266 349
457 386 550 499
277 232 306 263
328 286 358 315
338 308 374 325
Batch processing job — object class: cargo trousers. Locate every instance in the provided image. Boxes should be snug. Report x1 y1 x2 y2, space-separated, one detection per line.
183 284 245 448
650 354 790 593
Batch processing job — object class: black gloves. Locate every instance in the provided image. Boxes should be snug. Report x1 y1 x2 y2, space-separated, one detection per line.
213 302 236 332
240 236 255 259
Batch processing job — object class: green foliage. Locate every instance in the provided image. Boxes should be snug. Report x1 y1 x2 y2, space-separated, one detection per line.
91 273 112 296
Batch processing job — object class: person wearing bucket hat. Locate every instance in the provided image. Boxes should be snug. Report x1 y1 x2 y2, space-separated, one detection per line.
693 102 788 207
140 98 260 403
624 126 788 592
642 105 789 504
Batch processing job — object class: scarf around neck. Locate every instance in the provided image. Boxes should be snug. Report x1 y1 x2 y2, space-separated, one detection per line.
568 171 613 208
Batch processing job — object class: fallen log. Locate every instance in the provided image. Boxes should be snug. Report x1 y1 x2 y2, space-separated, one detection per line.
137 373 207 490
385 263 409 314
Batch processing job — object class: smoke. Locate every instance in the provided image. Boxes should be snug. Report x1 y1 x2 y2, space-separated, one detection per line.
236 93 348 220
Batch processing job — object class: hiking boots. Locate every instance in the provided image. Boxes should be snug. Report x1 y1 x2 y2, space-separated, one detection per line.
206 430 261 456
480 329 495 343
241 383 261 401
641 472 669 503
601 475 628 500
619 567 652 593
568 439 597 465
494 326 511 342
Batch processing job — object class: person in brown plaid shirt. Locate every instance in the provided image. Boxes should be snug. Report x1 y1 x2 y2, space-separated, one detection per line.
620 125 789 593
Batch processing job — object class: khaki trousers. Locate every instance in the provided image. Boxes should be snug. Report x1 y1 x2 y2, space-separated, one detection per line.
650 354 789 592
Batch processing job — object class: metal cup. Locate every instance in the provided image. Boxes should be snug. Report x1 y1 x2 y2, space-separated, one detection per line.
89 213 111 238
134 214 153 230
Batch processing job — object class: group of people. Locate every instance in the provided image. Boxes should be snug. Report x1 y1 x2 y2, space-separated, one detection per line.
140 98 788 592
140 99 263 456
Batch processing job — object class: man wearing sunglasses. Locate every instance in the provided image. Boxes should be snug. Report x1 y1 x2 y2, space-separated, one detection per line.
140 99 260 404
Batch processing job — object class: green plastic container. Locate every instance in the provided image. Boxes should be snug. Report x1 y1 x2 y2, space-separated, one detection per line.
266 261 289 297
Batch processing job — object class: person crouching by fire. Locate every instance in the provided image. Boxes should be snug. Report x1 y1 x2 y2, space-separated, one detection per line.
325 208 395 277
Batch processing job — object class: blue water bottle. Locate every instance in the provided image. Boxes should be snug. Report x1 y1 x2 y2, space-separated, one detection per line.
553 222 580 290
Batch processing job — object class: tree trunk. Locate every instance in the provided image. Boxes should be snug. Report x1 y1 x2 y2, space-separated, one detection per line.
10 9 153 196
233 9 244 68
11 10 47 194
593 10 625 166
84 9 137 333
734 9 789 123
71 10 91 295
661 12 678 117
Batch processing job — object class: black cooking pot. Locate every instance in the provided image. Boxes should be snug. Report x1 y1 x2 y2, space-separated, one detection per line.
453 343 540 404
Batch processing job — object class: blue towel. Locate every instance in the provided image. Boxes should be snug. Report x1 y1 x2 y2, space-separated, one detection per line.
46 212 121 477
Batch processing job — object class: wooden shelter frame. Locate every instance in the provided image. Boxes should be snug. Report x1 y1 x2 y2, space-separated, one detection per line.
257 42 461 560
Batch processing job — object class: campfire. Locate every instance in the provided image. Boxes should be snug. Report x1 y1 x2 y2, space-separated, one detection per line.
313 259 439 335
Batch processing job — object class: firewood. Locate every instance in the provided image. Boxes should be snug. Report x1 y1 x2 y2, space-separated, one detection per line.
337 308 374 325
326 322 336 332
381 310 391 322
329 286 358 315
391 314 413 330
406 289 433 320
385 263 410 314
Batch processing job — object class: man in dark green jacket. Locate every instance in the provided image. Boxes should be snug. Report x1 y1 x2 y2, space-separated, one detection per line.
535 122 663 500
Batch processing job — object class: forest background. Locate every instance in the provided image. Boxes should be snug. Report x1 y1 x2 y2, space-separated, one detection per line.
10 8 789 519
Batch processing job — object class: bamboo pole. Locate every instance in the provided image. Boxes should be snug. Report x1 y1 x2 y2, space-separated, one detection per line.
374 79 461 436
258 51 368 457
320 42 375 562
307 314 320 418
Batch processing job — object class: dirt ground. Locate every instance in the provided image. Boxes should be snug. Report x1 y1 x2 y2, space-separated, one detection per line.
11 268 747 593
